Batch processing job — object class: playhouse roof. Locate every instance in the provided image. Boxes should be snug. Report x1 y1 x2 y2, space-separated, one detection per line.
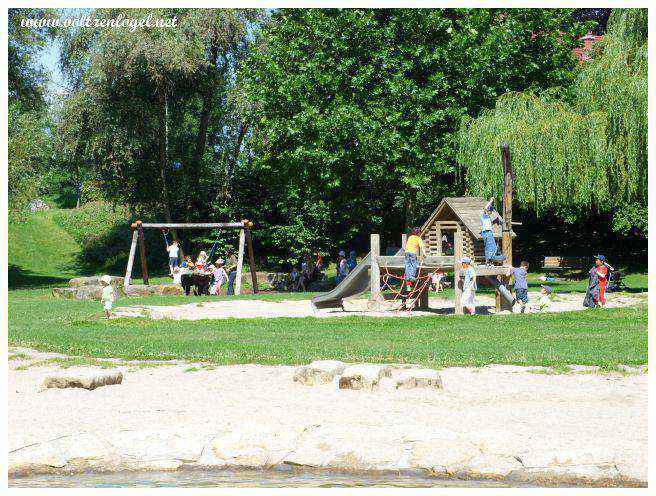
421 197 515 240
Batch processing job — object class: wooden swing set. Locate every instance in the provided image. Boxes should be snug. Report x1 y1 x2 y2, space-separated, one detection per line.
123 220 258 295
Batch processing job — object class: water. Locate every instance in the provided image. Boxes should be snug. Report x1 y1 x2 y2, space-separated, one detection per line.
10 468 538 488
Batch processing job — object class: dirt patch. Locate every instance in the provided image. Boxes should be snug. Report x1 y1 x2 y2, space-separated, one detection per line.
112 291 645 321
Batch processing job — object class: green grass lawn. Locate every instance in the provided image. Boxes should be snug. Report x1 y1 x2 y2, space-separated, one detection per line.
8 210 649 369
9 287 647 369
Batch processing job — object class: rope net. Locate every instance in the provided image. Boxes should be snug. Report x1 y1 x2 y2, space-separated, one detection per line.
368 266 441 313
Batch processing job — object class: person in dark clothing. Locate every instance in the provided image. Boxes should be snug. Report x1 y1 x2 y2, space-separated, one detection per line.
583 266 600 308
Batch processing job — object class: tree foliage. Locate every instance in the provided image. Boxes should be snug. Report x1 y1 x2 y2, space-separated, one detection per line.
8 8 57 110
457 9 647 236
56 8 262 222
8 9 58 218
240 8 590 262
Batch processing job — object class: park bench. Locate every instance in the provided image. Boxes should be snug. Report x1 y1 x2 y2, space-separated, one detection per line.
542 256 587 279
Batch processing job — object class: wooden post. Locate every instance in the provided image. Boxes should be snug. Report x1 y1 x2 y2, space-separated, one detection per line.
401 233 407 251
435 224 442 256
137 221 149 285
235 228 246 295
370 234 380 300
498 143 514 313
500 143 513 265
418 283 430 310
124 227 139 288
245 228 258 294
454 230 463 315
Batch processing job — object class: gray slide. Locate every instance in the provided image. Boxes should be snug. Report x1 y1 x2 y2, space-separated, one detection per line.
311 253 372 310
486 276 516 305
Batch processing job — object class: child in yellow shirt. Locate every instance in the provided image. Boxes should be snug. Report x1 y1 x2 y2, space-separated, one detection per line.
401 227 425 308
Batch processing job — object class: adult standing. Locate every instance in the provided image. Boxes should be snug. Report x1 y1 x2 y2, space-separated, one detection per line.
583 264 600 309
225 249 238 295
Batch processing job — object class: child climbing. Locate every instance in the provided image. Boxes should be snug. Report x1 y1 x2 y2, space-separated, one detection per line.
481 197 506 265
100 275 115 319
400 228 425 309
460 257 477 314
511 261 530 313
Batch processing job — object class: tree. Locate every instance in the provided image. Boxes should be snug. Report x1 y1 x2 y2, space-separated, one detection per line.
457 9 647 237
239 9 591 263
8 9 57 217
57 8 261 227
8 8 57 110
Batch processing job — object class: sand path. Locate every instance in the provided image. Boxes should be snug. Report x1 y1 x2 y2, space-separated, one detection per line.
113 291 644 321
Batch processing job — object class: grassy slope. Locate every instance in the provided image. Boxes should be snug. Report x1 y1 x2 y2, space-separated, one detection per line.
8 210 648 368
8 210 83 288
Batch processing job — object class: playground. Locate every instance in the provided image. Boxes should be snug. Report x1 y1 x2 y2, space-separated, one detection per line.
7 7 648 489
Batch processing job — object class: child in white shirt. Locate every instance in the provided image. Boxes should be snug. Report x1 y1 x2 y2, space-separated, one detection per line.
100 275 115 319
166 240 180 275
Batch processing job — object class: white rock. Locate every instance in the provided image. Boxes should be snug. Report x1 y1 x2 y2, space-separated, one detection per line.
338 364 391 390
69 276 123 287
201 424 304 468
8 432 119 476
293 360 347 386
41 371 123 391
464 453 523 478
284 424 404 471
409 438 480 475
395 369 442 389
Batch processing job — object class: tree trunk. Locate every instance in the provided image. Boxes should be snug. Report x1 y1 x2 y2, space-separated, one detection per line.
158 88 173 225
187 28 220 218
222 121 248 202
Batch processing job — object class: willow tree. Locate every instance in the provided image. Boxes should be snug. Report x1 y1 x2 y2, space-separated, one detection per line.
457 9 647 236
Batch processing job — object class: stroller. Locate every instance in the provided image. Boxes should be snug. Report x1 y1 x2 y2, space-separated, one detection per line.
606 270 627 293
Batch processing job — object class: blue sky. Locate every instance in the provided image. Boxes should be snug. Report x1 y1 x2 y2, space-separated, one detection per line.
38 38 65 94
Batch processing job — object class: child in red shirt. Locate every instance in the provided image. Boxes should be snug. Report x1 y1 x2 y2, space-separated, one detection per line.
594 255 609 308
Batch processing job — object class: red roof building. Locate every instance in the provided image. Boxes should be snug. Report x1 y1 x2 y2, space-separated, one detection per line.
573 32 604 62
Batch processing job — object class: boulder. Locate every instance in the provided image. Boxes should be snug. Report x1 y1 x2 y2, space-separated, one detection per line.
293 360 347 386
338 364 391 390
69 275 123 287
199 424 302 468
124 284 184 297
53 285 121 301
394 369 443 390
41 371 123 391
26 199 50 212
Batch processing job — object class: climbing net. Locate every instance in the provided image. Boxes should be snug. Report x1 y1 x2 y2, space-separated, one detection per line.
368 266 441 313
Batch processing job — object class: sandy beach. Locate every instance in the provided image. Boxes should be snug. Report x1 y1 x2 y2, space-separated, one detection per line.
8 348 647 486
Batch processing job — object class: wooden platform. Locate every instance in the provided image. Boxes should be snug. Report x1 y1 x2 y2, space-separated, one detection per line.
376 256 511 276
